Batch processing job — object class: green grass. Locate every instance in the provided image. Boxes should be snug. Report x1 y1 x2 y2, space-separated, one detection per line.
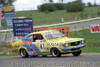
70 29 100 47
71 29 100 53
0 53 18 56
1 7 100 27
16 7 100 26
83 47 100 53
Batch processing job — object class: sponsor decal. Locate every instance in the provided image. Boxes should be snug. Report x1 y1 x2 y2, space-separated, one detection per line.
57 46 62 49
40 42 45 51
42 52 49 54
36 52 42 54
28 51 34 55
21 44 30 47
14 49 18 52
2 6 14 12
47 42 59 46
90 25 100 33
2 6 16 28
46 47 49 51
14 45 19 48
13 18 33 36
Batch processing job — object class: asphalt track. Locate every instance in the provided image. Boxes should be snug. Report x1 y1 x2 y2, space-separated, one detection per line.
0 54 100 67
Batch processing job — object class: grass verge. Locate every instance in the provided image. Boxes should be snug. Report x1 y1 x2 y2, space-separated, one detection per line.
83 47 100 53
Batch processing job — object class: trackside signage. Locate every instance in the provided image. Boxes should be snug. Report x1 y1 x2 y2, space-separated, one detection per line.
13 18 33 36
2 6 16 28
90 25 100 33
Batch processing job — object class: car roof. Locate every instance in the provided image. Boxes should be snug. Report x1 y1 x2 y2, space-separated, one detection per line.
30 30 55 35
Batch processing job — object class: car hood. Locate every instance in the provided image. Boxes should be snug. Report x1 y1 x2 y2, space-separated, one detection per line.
47 37 84 43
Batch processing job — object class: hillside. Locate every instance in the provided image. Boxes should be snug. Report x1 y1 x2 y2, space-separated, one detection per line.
1 7 100 27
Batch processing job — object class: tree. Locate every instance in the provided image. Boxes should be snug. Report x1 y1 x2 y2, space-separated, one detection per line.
66 2 84 12
87 2 92 7
61 0 63 3
94 0 97 6
58 0 64 3
0 0 16 6
49 0 53 3
76 0 82 3
38 4 56 12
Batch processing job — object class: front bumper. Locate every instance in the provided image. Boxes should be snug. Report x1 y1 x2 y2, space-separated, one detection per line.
61 44 86 51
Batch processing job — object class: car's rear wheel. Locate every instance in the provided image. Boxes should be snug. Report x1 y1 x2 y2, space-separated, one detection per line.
51 48 61 57
20 49 29 58
72 50 82 56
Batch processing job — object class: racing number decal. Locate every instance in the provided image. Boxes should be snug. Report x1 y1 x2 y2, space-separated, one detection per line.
40 42 45 51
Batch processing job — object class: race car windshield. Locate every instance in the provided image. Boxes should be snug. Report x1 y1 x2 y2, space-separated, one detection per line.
43 31 66 40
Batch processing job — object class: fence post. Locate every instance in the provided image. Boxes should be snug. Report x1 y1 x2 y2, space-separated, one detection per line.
38 20 39 25
11 34 14 44
61 18 64 22
0 19 1 27
83 26 86 41
74 17 78 21
16 37 18 41
3 31 7 42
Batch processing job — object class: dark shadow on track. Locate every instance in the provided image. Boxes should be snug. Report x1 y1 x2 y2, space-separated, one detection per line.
13 54 84 59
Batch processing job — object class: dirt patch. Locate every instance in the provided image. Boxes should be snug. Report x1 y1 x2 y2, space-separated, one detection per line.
0 42 12 53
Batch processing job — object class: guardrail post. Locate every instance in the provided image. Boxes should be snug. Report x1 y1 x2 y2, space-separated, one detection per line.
16 37 18 41
3 31 7 42
11 34 14 44
0 19 1 27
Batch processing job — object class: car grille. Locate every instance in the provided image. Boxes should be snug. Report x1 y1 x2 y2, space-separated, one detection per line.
70 41 81 46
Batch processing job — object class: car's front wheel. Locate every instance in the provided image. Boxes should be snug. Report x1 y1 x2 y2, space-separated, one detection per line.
51 48 61 57
20 49 29 58
72 50 82 56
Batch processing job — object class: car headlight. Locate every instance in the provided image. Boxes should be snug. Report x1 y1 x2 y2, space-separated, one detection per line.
66 43 69 47
81 40 85 44
63 43 69 47
61 43 69 47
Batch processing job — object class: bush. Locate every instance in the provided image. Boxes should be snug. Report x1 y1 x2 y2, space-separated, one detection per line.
38 3 66 12
66 2 84 12
54 3 66 10
87 2 92 7
38 4 56 12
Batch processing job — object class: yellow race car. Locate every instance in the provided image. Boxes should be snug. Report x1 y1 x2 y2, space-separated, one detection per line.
12 30 86 58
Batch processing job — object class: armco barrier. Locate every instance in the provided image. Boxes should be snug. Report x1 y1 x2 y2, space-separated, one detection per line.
34 27 70 38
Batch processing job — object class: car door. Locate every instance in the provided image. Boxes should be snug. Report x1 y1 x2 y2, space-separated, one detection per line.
25 34 48 55
33 34 47 52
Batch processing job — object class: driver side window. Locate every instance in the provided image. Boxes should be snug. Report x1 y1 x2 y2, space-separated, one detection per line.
33 34 44 42
25 34 44 42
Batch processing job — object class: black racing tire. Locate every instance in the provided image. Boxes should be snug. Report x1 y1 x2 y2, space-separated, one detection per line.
31 55 38 57
51 48 61 57
72 50 82 56
42 55 47 57
20 49 29 58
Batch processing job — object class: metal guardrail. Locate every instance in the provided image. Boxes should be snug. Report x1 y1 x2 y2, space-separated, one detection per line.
0 17 100 32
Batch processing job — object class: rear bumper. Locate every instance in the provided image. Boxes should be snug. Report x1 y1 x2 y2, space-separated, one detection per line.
61 44 86 51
